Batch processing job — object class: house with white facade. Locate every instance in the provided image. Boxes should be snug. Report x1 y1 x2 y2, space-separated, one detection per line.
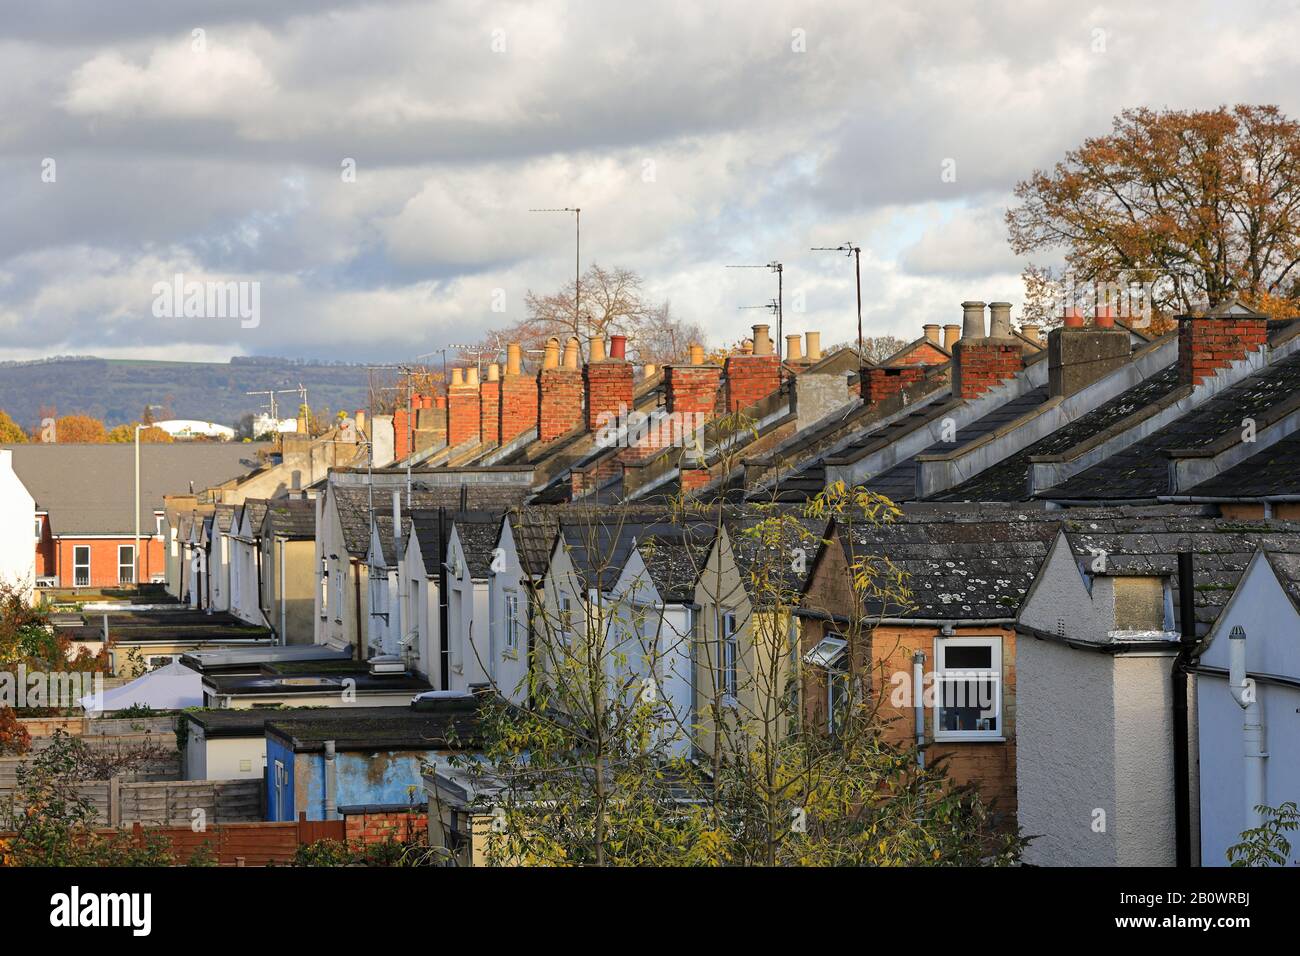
0 449 36 601
1194 548 1300 867
228 500 268 628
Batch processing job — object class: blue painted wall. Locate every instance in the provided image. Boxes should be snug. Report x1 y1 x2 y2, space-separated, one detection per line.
294 748 440 821
265 735 297 822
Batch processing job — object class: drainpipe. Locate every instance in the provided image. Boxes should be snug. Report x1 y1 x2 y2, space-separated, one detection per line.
438 507 449 690
1172 552 1195 867
323 740 337 820
912 649 926 769
353 560 364 661
392 490 403 656
1228 626 1266 830
279 538 287 646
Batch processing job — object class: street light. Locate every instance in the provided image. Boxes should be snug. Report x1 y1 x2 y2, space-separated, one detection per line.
134 406 165 588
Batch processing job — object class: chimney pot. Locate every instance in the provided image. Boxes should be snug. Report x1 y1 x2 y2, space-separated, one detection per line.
989 302 1013 339
943 324 961 349
589 335 606 363
643 362 657 379
1063 306 1085 328
451 367 464 387
689 343 706 365
1020 323 1041 344
961 301 987 339
563 337 580 369
506 342 523 376
741 339 754 355
486 362 500 382
1094 305 1115 329
609 334 627 359
923 324 941 345
542 337 560 369
466 367 480 387
785 334 803 362
805 331 822 362
751 324 773 356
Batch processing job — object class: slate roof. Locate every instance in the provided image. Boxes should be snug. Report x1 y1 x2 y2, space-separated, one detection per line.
213 503 238 533
727 505 830 600
1057 513 1300 634
1183 430 1300 498
1264 551 1300 614
237 499 269 537
262 498 316 539
5 442 268 534
635 522 716 602
554 508 683 591
862 385 1052 502
508 508 563 578
939 365 1183 501
454 512 509 578
265 698 482 752
1047 350 1300 500
835 507 1067 619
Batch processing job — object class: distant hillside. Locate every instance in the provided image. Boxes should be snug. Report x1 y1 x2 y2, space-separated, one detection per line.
0 356 372 429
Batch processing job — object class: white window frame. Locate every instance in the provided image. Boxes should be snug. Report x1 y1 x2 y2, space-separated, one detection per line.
720 611 738 700
932 636 1003 742
559 594 574 644
117 544 136 584
505 589 520 651
73 546 91 587
34 516 42 541
319 557 329 620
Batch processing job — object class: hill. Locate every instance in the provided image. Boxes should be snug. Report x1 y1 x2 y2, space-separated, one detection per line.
0 356 373 429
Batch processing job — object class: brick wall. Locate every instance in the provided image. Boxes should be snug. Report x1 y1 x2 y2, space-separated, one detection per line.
1178 316 1269 386
500 372 538 445
723 354 781 412
664 365 723 417
52 536 165 588
584 360 634 432
538 367 584 441
447 385 480 448
862 365 928 404
951 340 1022 399
344 809 429 845
479 378 501 445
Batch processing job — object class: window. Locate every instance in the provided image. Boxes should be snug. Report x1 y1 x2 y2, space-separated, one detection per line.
319 557 329 619
505 590 520 651
720 611 738 699
934 637 1002 740
804 635 849 734
559 595 574 643
73 546 91 587
33 516 42 542
155 514 165 537
117 545 135 584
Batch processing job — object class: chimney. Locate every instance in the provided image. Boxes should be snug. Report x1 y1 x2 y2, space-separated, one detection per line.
923 324 941 346
447 367 480 447
805 331 822 362
862 365 928 405
1094 305 1115 329
1047 305 1131 398
724 324 781 412
642 363 657 379
480 362 501 445
689 343 706 365
1177 297 1270 387
943 324 961 350
499 341 537 445
538 337 584 441
951 301 1023 400
1020 324 1041 345
665 360 723 419
785 334 803 362
609 334 627 359
589 335 606 363
584 334 634 432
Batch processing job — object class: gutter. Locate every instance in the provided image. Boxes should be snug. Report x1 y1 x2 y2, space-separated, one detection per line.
1014 621 1179 655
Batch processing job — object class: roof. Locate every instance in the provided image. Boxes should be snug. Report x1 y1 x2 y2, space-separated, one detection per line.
262 498 316 539
213 503 238 533
237 499 270 537
1183 430 1300 498
635 522 716 602
728 505 830 599
5 442 269 534
1047 350 1300 500
454 512 508 578
507 507 563 578
833 506 1066 619
1056 512 1300 633
265 698 482 752
939 365 1183 501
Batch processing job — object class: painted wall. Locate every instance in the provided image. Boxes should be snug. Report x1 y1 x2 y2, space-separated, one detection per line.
486 518 530 704
262 536 316 645
1197 557 1300 866
295 748 438 821
186 725 266 782
0 451 35 599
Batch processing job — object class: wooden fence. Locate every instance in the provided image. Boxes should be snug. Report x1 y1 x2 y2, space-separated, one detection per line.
1 777 263 827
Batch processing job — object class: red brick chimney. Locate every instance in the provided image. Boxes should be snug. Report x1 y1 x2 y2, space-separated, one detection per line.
538 337 584 441
951 301 1023 400
479 362 501 445
447 368 480 447
584 334 635 432
862 365 928 404
1177 297 1270 386
499 342 537 445
724 324 781 412
665 348 723 419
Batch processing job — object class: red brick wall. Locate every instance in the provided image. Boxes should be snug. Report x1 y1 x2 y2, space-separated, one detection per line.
952 340 1021 399
1178 316 1269 386
664 365 723 417
52 536 165 588
35 516 55 578
584 361 634 432
886 341 949 367
499 373 538 445
479 379 501 445
680 464 712 493
538 367 583 441
447 386 480 448
723 354 781 412
342 809 428 845
862 365 927 404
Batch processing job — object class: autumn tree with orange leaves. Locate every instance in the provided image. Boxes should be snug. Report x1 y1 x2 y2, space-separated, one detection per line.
1008 105 1300 320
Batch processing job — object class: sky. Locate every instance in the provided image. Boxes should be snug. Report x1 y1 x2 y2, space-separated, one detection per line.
2 0 1299 364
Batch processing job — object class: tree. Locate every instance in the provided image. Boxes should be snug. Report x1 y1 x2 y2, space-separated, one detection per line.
52 414 107 444
0 410 27 443
107 423 173 443
490 264 706 367
1226 802 1299 867
1008 105 1300 319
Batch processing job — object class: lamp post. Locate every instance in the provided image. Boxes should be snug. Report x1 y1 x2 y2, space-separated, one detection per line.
133 405 165 588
